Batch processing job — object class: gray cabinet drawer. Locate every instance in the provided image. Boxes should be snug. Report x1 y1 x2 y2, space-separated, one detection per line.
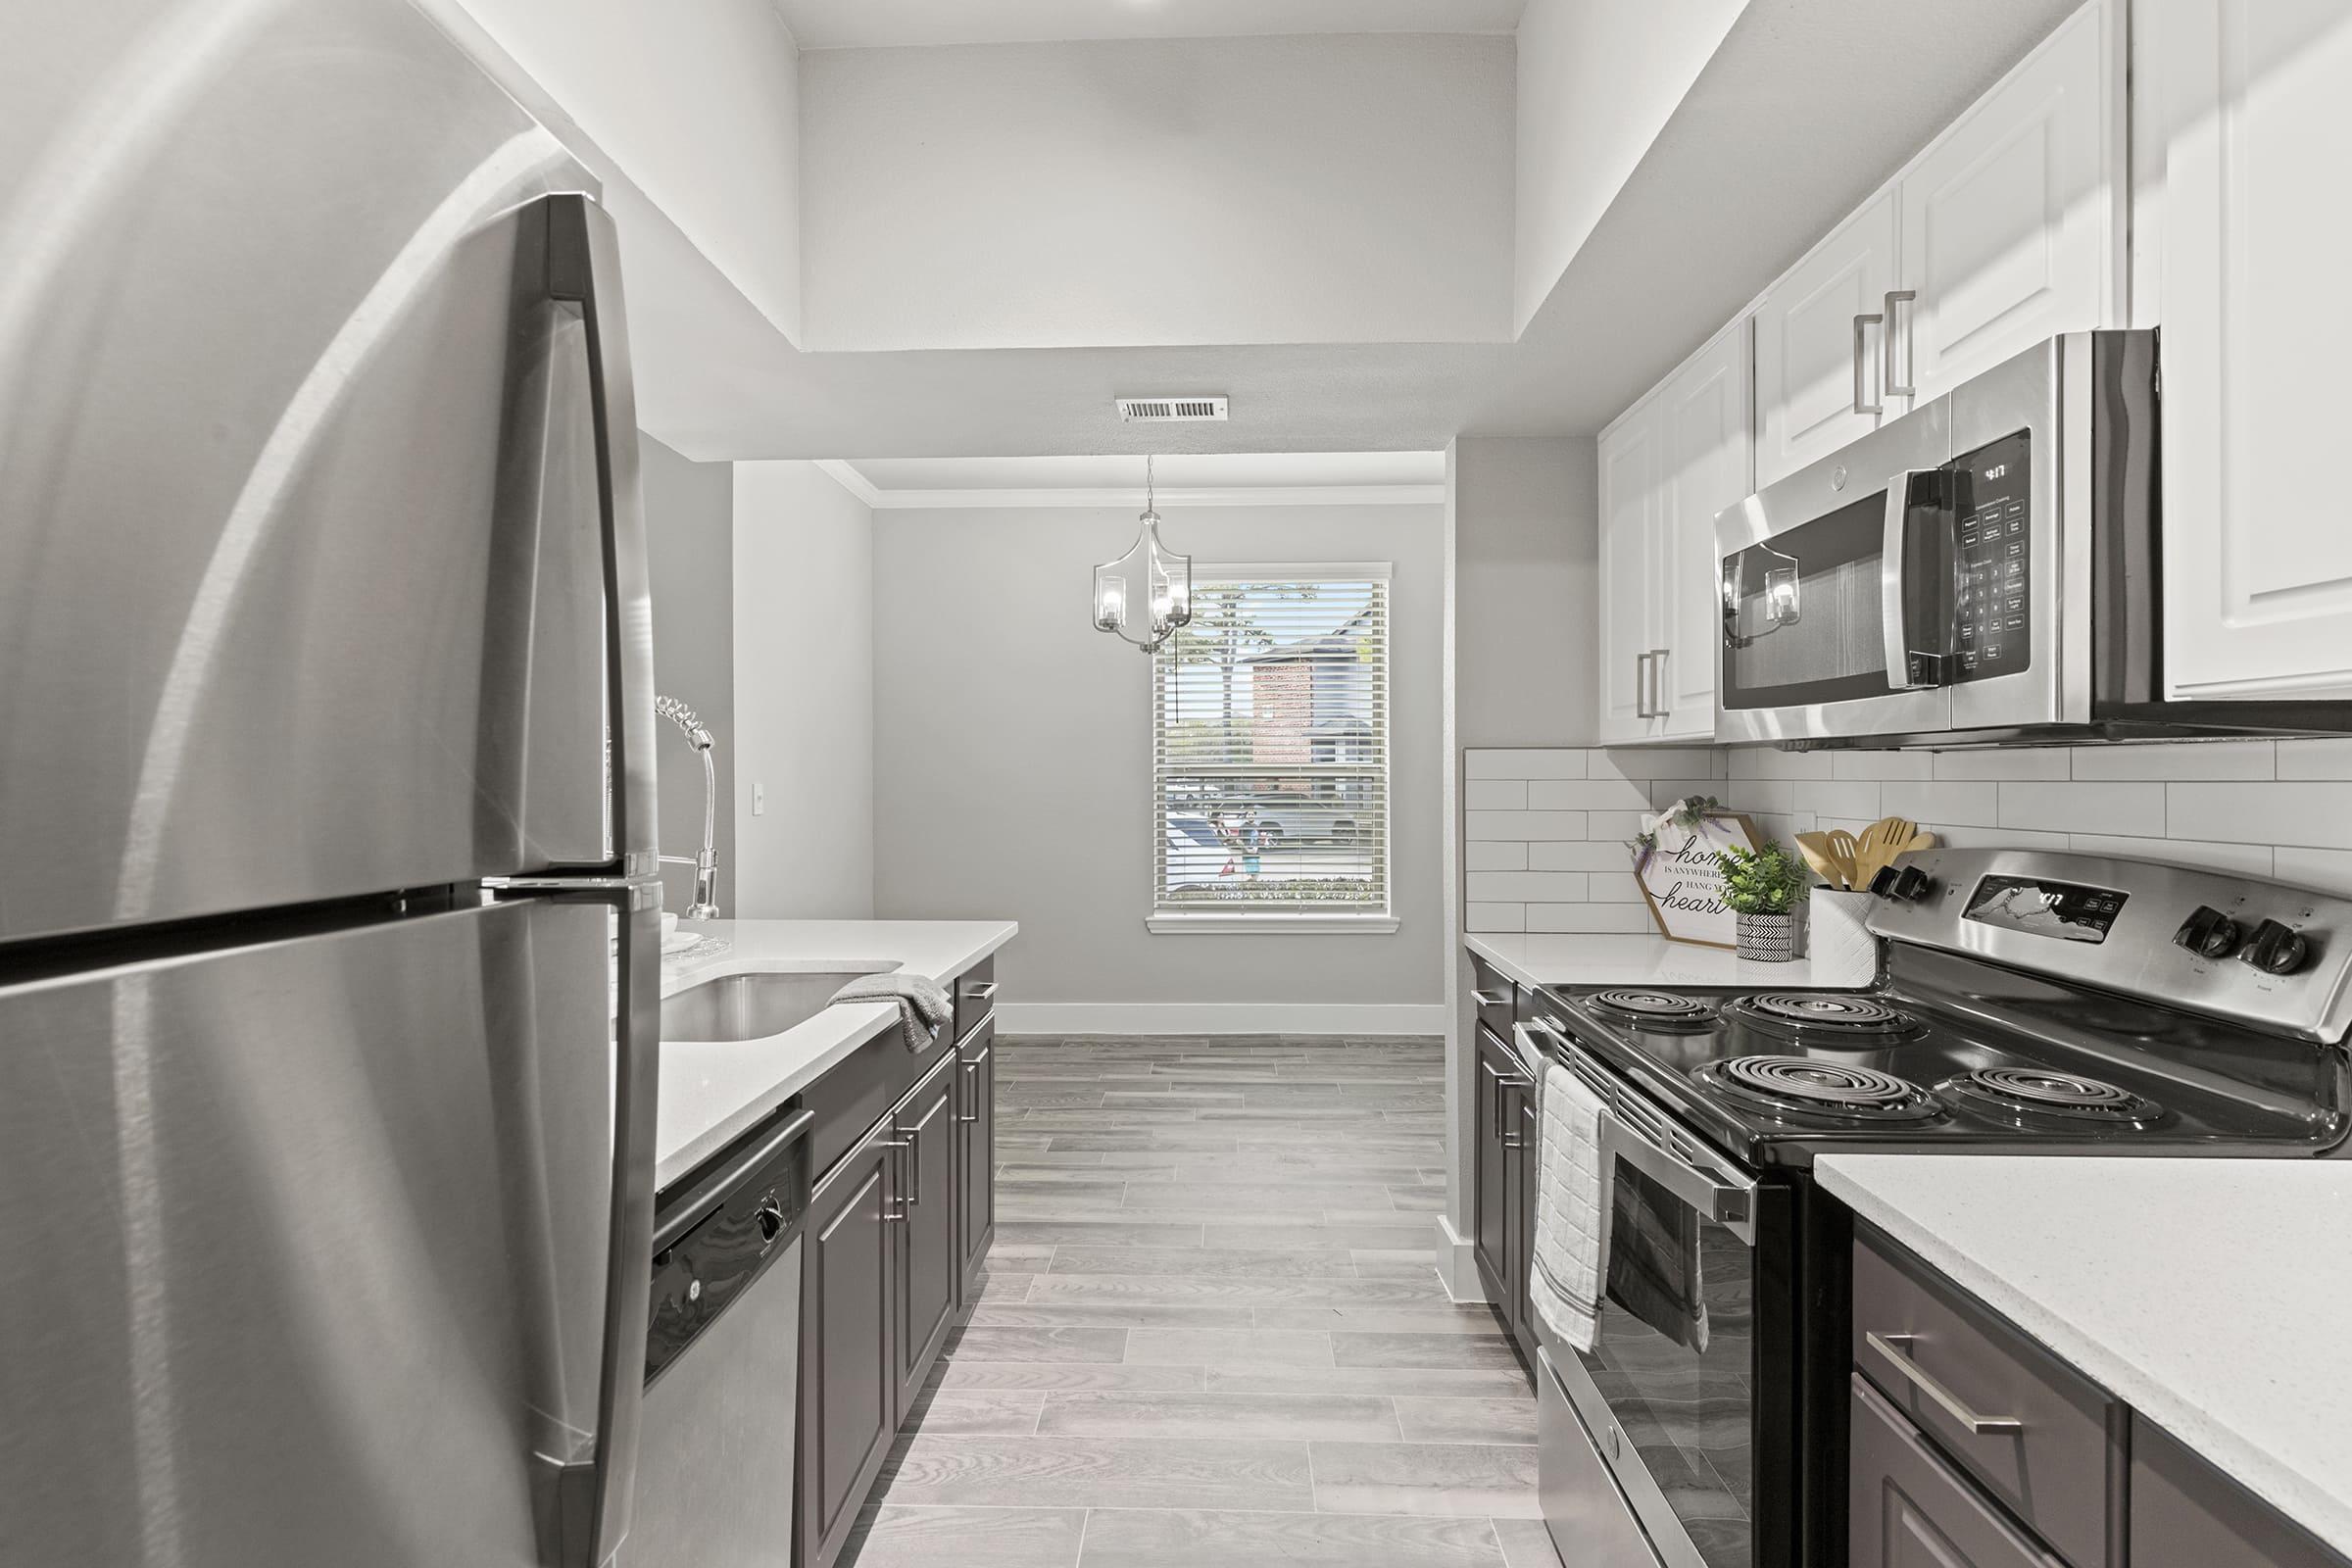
1850 1376 2066 1568
954 954 998 1042
1853 1231 2118 1568
1469 956 1513 1041
2132 1420 2349 1568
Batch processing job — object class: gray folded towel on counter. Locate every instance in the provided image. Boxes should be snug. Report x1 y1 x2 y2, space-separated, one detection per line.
829 970 952 1052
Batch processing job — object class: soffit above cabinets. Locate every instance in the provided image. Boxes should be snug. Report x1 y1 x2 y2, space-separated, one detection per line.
770 0 1529 50
820 452 1447 509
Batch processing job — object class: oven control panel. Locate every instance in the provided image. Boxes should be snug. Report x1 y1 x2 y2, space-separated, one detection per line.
1950 430 2031 682
1867 848 2352 1042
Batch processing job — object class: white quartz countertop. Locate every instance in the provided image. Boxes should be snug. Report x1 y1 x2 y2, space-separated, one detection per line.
655 918 1016 1191
1817 1154 2352 1558
1465 932 1865 993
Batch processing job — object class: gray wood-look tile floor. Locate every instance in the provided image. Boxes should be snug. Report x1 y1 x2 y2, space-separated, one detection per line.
840 1035 1565 1568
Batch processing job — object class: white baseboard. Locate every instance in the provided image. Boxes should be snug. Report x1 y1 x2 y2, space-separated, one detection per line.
994 1002 1447 1037
1433 1215 1488 1303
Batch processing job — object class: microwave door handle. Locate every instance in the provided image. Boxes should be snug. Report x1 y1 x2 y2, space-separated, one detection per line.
1882 472 1936 691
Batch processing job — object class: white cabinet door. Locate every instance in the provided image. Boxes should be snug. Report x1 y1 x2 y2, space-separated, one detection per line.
1652 320 1752 741
1895 0 2122 405
2158 0 2352 701
1753 190 1899 487
1595 403 1661 744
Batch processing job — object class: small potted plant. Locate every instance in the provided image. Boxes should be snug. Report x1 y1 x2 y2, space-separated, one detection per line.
1716 841 1807 961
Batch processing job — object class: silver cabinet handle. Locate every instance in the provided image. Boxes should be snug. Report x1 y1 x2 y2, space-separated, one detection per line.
963 980 1000 1002
1472 989 1511 1008
1648 648 1669 719
1883 289 1917 398
874 1136 912 1218
1865 1332 2024 1436
1634 651 1655 718
958 1050 989 1124
1853 312 1885 416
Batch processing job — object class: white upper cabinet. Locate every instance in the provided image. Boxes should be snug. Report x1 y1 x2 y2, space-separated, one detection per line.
1595 400 1662 744
1653 322 1752 740
1893 0 2123 406
2154 0 2352 701
1753 191 1898 488
1594 320 1753 746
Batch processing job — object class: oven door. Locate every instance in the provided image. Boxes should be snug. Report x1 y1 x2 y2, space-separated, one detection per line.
1715 396 1956 744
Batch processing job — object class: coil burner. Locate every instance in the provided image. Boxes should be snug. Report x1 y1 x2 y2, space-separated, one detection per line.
1585 989 1715 1033
1693 1055 1943 1124
1723 993 1918 1042
1938 1066 2166 1129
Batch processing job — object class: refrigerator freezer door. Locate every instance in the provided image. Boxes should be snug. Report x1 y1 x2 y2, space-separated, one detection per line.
0 897 642 1568
0 0 626 943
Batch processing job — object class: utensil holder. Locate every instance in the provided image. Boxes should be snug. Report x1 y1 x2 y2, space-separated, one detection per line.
1807 887 1879 985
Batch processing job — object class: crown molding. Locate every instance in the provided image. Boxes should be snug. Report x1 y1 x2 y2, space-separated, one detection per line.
840 481 1446 511
811 459 884 506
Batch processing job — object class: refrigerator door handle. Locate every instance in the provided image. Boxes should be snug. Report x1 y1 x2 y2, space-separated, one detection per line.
536 191 662 1568
546 191 659 882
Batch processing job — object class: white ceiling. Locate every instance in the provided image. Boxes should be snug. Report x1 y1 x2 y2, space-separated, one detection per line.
843 452 1445 493
771 0 1528 50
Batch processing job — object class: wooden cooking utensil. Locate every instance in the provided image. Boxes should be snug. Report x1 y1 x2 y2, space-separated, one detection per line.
1793 833 1844 889
1823 829 1862 892
1852 817 1916 888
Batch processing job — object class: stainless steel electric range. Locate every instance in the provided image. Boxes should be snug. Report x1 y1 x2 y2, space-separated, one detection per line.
1518 848 2352 1568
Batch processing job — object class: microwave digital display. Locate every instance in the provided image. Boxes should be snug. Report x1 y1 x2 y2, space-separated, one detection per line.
1950 430 2032 682
1963 874 2126 944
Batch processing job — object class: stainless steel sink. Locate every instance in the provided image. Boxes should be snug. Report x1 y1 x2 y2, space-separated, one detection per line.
661 970 882 1043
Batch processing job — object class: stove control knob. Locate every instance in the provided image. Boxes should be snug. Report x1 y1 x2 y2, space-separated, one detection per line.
2239 919 2312 976
1890 865 1934 903
1869 865 1901 899
2173 905 2241 960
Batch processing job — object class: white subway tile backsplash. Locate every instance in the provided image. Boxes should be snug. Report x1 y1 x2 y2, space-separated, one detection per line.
1880 780 2001 829
1464 780 1528 810
2068 741 2276 780
1528 777 1654 811
1999 781 2168 837
2276 739 2352 781
1597 747 1722 781
1803 781 1883 822
1730 747 1838 780
1529 840 1636 872
2169 782 2352 850
1465 749 1589 780
1464 842 1528 872
1459 744 2352 933
1833 751 1935 781
1467 871 1591 903
1466 809 1588 841
1933 749 2072 780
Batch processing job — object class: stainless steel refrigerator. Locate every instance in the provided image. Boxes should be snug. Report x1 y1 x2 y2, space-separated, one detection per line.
0 4 661 1565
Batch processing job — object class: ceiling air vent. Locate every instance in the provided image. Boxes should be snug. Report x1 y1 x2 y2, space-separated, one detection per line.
1117 396 1228 423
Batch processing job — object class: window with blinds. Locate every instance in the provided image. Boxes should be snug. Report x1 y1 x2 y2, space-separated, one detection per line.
1152 566 1391 926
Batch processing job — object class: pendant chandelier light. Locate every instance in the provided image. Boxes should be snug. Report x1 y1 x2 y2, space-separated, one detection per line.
1091 454 1193 653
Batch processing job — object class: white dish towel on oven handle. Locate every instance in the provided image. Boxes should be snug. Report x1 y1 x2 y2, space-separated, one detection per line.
1529 1053 1611 1354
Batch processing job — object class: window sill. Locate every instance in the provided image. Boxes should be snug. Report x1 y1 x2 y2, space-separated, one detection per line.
1146 913 1400 935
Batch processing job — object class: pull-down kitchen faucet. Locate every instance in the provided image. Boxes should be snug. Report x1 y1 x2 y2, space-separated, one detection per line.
655 694 721 920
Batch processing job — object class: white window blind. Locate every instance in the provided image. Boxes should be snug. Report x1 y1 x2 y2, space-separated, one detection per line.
1151 565 1392 928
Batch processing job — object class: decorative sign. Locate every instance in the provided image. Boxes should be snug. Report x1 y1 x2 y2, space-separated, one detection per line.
1632 810 1762 950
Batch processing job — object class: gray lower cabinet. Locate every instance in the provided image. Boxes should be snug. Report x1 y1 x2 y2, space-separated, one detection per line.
798 964 1000 1568
798 1125 899 1568
956 1016 997 1291
1510 1088 1538 1363
2132 1421 2347 1568
1473 1023 1520 1305
892 1050 961 1414
1850 1376 2066 1568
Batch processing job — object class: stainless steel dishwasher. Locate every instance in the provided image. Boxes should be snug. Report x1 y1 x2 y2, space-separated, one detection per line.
635 1106 813 1565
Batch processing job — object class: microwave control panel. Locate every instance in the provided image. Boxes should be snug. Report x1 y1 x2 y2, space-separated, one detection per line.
1950 430 2032 681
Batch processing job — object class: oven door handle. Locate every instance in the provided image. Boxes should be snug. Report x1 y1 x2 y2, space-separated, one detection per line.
1516 1017 1759 1245
1881 469 1939 691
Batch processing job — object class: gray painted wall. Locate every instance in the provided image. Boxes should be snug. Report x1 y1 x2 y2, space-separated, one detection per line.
641 432 735 916
1453 435 1597 749
871 503 1446 1010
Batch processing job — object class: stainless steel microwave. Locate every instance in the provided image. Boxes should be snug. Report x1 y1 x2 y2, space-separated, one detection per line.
1714 330 2350 747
